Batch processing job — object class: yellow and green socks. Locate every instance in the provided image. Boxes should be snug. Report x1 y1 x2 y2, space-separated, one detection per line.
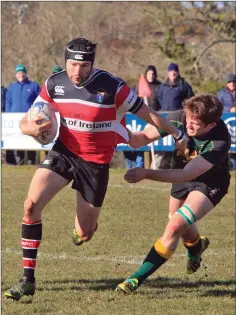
128 239 174 285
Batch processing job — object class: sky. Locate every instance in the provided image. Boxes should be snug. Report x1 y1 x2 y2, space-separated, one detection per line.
181 1 225 9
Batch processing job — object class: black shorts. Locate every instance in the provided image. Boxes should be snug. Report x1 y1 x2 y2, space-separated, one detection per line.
171 180 230 207
38 140 109 207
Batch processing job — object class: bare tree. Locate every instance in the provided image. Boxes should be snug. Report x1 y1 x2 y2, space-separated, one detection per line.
1 1 235 92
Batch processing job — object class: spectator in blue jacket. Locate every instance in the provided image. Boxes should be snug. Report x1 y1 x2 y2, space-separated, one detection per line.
158 63 194 111
1 86 7 112
5 64 40 112
217 73 236 112
156 63 194 170
5 64 40 165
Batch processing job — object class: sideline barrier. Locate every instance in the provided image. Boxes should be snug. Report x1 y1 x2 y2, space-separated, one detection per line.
1 112 235 152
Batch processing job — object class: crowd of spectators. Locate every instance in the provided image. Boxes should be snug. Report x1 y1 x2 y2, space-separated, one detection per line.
124 64 235 170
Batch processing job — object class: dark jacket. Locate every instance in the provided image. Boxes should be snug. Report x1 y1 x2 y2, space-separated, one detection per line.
158 76 194 111
137 65 162 111
145 65 161 111
5 78 40 112
217 87 235 112
145 80 162 111
1 86 7 112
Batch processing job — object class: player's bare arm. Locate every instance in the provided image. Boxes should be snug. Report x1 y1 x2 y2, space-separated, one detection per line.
135 104 187 152
20 113 52 137
124 155 214 183
127 124 160 148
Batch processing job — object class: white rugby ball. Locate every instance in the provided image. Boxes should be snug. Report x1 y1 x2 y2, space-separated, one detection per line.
27 102 58 145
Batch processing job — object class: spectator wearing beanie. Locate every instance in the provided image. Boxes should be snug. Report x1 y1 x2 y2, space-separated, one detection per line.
155 63 194 170
157 63 194 111
52 65 63 74
5 64 40 113
5 64 40 165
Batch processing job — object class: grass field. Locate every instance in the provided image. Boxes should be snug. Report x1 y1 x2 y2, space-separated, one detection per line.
1 166 235 315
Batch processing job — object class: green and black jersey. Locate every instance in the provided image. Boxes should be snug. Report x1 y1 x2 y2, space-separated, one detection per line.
158 110 231 188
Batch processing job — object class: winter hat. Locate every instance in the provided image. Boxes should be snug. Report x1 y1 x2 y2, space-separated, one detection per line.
52 65 63 73
225 73 236 83
168 63 179 72
15 64 27 73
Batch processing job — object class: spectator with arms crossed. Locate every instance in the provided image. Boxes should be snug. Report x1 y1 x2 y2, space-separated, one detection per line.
116 94 231 294
4 37 187 301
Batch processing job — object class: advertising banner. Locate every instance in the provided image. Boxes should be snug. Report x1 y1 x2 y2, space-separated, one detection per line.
1 112 235 152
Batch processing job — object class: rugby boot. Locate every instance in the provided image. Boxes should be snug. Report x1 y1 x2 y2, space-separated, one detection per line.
187 236 210 274
4 276 35 301
116 278 139 294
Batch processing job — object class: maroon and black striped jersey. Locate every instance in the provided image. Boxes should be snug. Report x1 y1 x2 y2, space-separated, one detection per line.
35 69 143 163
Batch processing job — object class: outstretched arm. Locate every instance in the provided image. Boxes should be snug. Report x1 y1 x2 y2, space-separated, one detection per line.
127 124 160 148
135 104 183 141
124 155 214 183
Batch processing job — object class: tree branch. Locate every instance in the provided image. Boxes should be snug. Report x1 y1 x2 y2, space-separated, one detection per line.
195 39 236 66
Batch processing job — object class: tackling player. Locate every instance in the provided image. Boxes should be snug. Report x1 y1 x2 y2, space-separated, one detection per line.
4 37 187 300
116 94 231 294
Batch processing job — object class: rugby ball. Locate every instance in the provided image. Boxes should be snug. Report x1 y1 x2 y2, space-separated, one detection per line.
27 102 58 145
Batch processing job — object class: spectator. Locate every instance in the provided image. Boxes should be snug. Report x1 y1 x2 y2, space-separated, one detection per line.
136 65 162 169
158 63 194 111
5 64 40 165
137 65 161 111
1 85 7 112
124 66 162 169
156 63 194 169
218 73 236 112
52 65 63 74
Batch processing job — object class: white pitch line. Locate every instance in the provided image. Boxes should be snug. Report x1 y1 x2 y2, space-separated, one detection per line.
2 248 217 267
108 184 170 191
1 248 144 265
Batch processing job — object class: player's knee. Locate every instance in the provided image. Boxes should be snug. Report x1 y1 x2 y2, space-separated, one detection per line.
23 198 36 218
168 213 173 220
176 205 196 226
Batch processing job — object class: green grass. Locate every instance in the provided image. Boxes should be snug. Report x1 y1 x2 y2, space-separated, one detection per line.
1 166 235 315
